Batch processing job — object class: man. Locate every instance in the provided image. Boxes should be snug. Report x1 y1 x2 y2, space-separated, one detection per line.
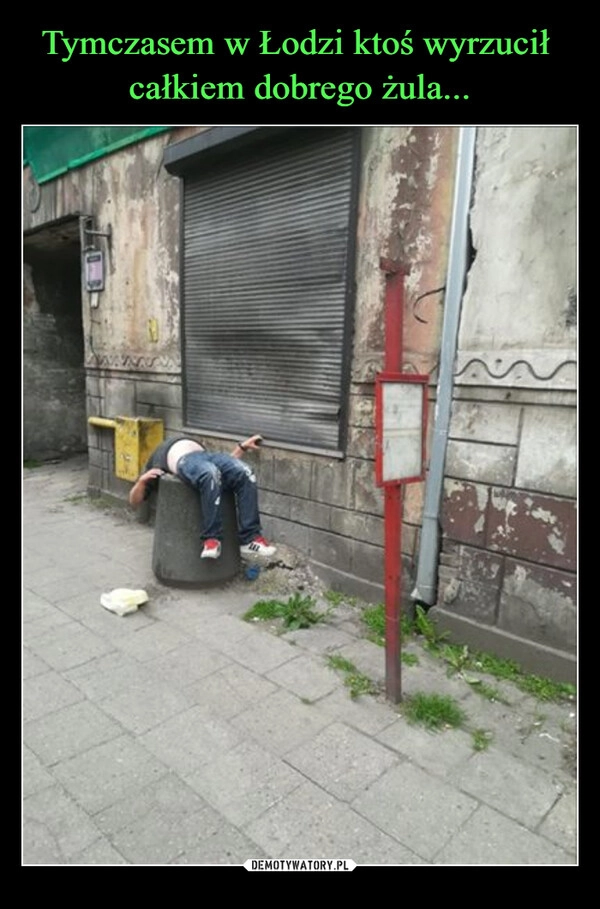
128 433 276 561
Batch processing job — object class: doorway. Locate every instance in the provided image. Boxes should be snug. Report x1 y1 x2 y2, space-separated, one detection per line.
23 216 87 461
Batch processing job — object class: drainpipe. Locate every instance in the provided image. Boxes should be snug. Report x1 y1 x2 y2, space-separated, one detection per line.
411 126 477 607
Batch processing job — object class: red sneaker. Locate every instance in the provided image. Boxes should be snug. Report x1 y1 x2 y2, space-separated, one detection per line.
201 539 222 559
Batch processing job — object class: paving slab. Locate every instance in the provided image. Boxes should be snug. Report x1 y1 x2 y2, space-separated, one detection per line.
26 622 115 672
23 785 102 864
185 741 305 827
23 746 56 799
50 735 169 815
375 720 475 779
139 704 245 774
183 663 279 717
24 700 123 764
265 652 341 701
285 721 400 802
244 779 426 864
434 804 576 865
23 670 84 723
96 775 231 865
230 688 334 756
352 762 479 862
538 790 578 853
448 748 567 828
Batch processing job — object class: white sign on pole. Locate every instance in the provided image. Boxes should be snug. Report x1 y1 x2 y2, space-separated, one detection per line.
375 374 428 486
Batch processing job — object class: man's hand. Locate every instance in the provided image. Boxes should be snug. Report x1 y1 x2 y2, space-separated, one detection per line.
129 468 165 507
241 434 263 451
233 435 263 458
140 468 166 482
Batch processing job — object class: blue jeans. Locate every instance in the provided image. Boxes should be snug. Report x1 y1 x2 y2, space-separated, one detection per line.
175 452 262 545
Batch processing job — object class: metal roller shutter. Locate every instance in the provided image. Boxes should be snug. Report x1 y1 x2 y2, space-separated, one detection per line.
181 127 358 452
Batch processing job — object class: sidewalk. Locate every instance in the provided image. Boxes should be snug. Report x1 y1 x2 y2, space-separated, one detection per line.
22 455 578 866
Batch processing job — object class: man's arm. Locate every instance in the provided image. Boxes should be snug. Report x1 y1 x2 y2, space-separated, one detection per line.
231 434 262 458
231 434 263 459
129 467 165 507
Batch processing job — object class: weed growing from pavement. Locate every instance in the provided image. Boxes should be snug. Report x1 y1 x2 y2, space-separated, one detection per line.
23 459 44 469
509 672 574 702
243 599 285 623
401 652 419 666
401 692 466 731
361 602 576 705
463 677 510 704
327 655 356 674
362 604 386 646
326 654 484 748
442 643 471 674
245 586 574 752
326 655 380 699
243 593 331 631
471 728 493 751
412 604 446 647
324 590 357 608
360 603 423 646
445 641 575 703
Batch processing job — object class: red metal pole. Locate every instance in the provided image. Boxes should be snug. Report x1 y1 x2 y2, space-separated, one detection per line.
384 483 402 703
381 259 405 372
379 258 409 704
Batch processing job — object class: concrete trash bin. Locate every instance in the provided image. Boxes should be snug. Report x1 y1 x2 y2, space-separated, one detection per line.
152 474 241 586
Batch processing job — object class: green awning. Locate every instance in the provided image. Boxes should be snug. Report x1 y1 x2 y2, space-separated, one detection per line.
23 126 171 184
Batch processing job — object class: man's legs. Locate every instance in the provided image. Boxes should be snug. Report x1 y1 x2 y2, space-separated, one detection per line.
206 453 262 545
176 451 274 558
176 452 226 543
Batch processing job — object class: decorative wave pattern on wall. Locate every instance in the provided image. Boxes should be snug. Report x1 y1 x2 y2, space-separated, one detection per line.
453 350 576 389
85 352 181 372
455 358 577 382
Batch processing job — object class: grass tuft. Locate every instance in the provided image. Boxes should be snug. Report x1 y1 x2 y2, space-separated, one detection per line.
327 655 379 699
243 593 330 631
404 606 575 704
402 692 465 730
362 604 386 646
463 677 510 704
401 652 419 666
471 729 493 751
359 603 416 648
324 589 357 608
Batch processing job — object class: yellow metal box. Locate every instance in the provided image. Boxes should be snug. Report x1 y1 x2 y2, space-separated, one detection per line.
114 417 164 481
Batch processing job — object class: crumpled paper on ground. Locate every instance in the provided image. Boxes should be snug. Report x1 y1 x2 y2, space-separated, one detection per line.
100 588 149 617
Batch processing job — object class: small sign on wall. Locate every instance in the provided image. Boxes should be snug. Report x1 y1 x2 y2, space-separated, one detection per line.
84 250 104 292
375 373 428 486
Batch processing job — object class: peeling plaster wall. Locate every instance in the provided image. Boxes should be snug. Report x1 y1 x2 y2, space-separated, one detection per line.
459 126 576 352
24 130 184 369
353 127 456 380
432 127 577 681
